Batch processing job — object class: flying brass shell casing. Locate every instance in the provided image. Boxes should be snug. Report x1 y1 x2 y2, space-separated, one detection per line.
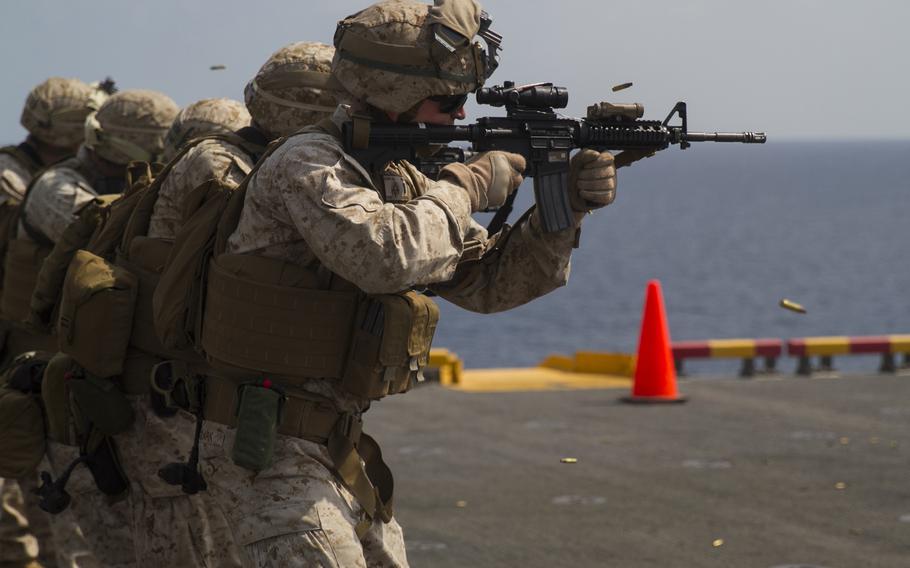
779 299 807 314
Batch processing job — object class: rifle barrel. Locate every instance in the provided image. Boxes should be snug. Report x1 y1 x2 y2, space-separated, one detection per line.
684 132 767 143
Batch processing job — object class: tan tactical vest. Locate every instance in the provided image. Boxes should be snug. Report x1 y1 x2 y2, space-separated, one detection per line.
195 123 439 401
46 133 266 391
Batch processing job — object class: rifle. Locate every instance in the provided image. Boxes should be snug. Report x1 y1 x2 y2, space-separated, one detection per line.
343 81 766 234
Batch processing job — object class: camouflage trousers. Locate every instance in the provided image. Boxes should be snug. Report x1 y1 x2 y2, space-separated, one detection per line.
1 467 102 568
0 476 51 567
48 398 408 567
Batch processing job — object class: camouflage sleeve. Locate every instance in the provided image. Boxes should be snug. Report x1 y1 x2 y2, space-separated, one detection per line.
430 209 576 313
149 140 252 240
20 169 96 244
0 154 33 203
269 137 476 294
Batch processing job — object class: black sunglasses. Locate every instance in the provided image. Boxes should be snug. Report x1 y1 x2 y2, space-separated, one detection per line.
429 93 469 114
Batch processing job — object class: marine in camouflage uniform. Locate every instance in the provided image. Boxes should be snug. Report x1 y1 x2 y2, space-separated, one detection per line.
19 90 178 244
132 1 618 566
0 77 108 568
30 89 178 568
148 97 252 240
100 43 345 566
147 42 337 241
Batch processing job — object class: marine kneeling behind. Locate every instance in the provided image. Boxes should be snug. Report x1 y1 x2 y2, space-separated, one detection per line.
0 76 113 568
8 41 343 566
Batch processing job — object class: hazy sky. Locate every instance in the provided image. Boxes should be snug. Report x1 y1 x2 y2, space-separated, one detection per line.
1 0 908 142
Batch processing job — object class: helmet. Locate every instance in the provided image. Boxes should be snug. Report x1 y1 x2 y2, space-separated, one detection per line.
244 41 340 139
20 77 109 148
162 98 251 161
84 89 179 165
331 0 502 114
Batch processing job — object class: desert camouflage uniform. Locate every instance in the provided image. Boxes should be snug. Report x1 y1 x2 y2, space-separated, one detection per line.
27 147 139 566
108 397 405 567
160 98 250 163
0 152 34 204
192 104 574 566
147 138 255 241
31 90 176 567
17 147 99 244
79 43 341 566
1 77 105 568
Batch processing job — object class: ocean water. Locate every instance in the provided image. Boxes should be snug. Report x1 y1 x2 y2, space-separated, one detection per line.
435 140 910 375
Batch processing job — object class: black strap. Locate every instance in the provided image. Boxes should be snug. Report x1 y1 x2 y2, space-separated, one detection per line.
233 126 270 160
14 142 44 171
485 188 518 235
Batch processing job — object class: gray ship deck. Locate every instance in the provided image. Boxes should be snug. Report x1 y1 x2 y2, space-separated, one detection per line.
368 374 910 568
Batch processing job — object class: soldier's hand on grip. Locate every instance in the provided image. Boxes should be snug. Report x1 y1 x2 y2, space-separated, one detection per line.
569 149 616 211
440 151 525 212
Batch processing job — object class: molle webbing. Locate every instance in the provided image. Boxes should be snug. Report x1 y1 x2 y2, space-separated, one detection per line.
200 258 359 379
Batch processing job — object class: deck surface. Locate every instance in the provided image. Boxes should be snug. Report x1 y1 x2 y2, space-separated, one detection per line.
367 374 910 568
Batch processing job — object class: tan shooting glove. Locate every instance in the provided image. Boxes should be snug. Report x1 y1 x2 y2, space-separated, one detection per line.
569 149 617 213
439 151 526 212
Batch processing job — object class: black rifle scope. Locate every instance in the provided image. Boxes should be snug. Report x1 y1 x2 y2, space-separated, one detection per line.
476 81 568 109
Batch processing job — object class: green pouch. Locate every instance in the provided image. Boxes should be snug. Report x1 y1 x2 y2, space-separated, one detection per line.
68 373 135 437
231 382 285 472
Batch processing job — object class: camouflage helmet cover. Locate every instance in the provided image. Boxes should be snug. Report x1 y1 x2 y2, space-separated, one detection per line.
20 77 108 148
244 41 339 139
162 98 251 161
84 89 179 165
331 0 499 114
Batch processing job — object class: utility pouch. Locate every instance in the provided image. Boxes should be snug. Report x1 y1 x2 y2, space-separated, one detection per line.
0 362 46 477
58 249 138 378
41 353 80 445
68 372 135 438
231 381 285 472
342 291 439 399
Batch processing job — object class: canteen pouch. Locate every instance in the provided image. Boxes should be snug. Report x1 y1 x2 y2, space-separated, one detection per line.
0 359 47 478
342 291 439 399
58 249 138 378
231 382 285 472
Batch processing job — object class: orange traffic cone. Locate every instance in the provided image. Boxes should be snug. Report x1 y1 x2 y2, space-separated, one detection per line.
623 279 687 403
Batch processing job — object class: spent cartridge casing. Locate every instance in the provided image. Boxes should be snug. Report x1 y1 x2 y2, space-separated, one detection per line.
779 299 807 314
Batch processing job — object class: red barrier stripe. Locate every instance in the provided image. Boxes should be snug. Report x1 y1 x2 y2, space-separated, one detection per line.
754 339 784 357
672 342 711 358
849 336 891 354
787 339 807 356
673 340 783 359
